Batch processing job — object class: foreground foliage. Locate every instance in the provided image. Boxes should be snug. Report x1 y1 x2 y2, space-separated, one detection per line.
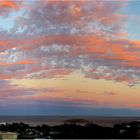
0 121 140 139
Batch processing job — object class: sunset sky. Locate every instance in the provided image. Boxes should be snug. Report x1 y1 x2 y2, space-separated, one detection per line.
0 0 140 116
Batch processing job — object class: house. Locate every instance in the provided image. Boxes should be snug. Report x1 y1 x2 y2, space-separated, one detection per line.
0 132 18 140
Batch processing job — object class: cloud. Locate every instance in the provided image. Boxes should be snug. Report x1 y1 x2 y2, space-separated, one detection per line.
0 0 140 86
0 0 19 17
0 0 18 9
128 103 140 108
0 79 63 106
75 90 92 94
103 91 118 96
15 92 104 108
12 0 126 35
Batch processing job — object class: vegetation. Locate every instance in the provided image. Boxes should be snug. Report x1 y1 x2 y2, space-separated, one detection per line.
0 121 140 138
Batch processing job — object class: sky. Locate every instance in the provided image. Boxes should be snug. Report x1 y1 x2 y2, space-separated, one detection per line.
0 0 140 116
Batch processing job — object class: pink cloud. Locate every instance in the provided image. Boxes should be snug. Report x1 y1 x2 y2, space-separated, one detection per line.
128 104 140 108
0 0 139 86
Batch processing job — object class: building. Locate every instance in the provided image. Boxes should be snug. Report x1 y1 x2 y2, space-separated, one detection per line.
0 123 6 126
0 132 18 140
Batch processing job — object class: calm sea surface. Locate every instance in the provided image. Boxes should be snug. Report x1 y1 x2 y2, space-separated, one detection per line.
0 116 139 127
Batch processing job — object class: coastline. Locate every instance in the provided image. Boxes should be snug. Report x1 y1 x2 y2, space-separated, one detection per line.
0 116 139 127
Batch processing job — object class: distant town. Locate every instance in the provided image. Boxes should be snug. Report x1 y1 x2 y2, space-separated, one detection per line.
0 119 140 139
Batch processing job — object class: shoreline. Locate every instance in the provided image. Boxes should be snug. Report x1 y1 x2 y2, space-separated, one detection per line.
0 116 139 127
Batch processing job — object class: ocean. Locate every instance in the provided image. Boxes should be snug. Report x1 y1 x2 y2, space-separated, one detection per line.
0 116 139 127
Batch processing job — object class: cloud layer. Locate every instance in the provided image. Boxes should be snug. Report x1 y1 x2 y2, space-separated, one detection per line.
0 0 140 113
0 0 139 86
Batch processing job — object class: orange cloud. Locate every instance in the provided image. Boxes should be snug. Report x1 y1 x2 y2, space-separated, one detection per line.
1 35 140 83
0 0 18 9
0 73 12 79
0 60 36 67
14 60 36 65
